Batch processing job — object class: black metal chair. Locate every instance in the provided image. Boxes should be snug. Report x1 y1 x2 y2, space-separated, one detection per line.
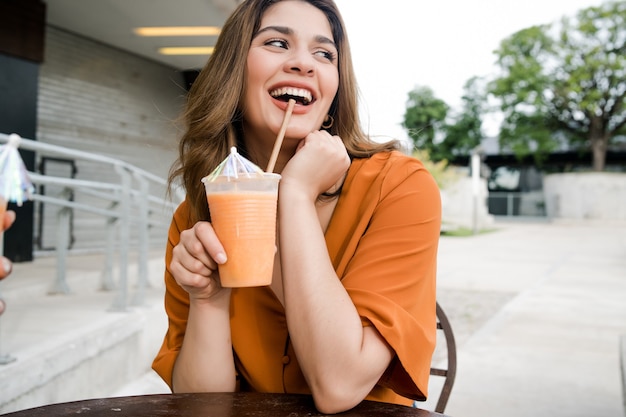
429 301 457 414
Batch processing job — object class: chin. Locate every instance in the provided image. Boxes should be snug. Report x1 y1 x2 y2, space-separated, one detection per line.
296 119 326 135
288 127 318 140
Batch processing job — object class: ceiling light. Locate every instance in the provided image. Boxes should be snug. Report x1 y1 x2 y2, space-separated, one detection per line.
158 47 215 55
134 26 221 36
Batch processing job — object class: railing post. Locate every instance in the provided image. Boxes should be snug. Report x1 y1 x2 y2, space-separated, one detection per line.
110 167 132 311
101 206 118 291
132 175 150 306
50 206 72 294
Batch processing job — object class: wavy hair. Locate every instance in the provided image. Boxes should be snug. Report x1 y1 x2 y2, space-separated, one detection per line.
169 0 399 222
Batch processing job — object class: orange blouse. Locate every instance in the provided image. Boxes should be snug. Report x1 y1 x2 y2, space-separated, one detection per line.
153 151 441 406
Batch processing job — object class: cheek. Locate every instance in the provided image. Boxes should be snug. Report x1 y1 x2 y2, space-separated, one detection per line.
245 52 268 96
242 63 267 113
321 82 339 119
323 68 340 102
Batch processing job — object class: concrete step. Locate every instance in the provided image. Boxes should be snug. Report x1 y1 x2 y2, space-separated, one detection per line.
0 252 168 414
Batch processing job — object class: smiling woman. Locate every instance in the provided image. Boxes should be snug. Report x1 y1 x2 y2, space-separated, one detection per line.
242 1 339 158
152 0 442 414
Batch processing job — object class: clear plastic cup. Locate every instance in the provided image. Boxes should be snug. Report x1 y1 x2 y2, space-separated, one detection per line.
202 148 280 287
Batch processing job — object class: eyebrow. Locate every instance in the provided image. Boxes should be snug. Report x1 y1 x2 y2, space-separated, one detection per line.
254 25 337 49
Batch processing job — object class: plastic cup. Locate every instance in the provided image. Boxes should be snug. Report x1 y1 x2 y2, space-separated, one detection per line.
203 173 281 287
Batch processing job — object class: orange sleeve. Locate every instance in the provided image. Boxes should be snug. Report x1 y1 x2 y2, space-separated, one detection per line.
151 200 193 389
331 153 441 401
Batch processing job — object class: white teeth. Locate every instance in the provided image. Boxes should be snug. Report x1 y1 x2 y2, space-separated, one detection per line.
269 87 313 104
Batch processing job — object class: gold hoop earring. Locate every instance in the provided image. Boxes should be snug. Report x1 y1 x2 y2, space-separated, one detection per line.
322 115 334 129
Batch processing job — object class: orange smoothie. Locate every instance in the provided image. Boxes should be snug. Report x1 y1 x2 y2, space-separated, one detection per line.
207 192 277 287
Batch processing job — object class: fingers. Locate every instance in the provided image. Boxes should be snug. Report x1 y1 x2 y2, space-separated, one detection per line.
185 222 227 268
194 222 227 265
305 131 349 165
171 240 213 279
3 210 15 232
285 130 349 195
169 222 227 293
0 257 12 281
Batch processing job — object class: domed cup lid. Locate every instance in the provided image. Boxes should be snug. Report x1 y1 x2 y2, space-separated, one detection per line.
202 147 264 184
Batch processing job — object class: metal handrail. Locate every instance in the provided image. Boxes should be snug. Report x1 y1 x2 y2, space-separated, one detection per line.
1 133 169 187
0 133 184 310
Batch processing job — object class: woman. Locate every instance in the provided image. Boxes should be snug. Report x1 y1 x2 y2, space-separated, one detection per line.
153 0 441 413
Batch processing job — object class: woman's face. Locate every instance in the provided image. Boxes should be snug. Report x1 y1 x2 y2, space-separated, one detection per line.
242 0 339 146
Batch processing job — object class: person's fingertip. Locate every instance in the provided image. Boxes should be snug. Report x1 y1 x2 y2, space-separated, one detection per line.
1 257 12 275
6 210 16 223
215 252 227 265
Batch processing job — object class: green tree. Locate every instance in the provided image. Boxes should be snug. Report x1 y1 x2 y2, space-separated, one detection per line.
442 77 486 159
402 86 449 160
489 1 626 171
403 81 486 163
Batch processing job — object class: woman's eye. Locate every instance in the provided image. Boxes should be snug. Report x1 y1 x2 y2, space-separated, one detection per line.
266 39 288 49
315 49 337 62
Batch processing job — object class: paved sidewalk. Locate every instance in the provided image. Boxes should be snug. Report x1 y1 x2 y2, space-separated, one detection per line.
436 219 626 417
0 219 625 416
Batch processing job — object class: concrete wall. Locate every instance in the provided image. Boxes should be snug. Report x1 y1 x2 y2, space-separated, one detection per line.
543 173 626 221
441 177 494 231
38 26 185 179
34 26 187 251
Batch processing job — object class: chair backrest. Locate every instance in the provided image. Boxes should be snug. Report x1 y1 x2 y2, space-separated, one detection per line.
429 301 457 414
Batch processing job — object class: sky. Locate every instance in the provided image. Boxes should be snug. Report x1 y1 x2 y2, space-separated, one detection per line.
333 0 608 142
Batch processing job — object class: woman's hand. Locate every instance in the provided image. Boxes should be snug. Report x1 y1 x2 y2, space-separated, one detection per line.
170 220 236 393
169 221 229 301
281 130 350 200
0 210 16 280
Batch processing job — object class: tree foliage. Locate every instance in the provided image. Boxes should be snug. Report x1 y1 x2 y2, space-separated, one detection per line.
402 86 449 160
443 77 487 159
403 80 485 162
489 1 626 170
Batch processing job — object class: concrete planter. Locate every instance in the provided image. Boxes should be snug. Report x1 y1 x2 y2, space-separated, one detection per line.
441 177 494 230
543 172 626 221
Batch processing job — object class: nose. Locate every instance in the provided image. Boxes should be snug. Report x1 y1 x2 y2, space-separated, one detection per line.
285 48 315 76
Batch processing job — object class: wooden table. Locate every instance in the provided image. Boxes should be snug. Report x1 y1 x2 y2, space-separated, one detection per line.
1 392 448 416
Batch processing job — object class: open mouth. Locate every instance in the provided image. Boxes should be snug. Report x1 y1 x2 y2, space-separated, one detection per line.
269 87 314 105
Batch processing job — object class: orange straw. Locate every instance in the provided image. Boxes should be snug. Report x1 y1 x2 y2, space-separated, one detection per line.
266 99 296 173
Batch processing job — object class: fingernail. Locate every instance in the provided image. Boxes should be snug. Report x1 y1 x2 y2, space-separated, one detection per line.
2 258 12 275
215 252 227 264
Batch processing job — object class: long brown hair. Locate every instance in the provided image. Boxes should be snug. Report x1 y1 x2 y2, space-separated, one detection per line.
169 0 399 222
